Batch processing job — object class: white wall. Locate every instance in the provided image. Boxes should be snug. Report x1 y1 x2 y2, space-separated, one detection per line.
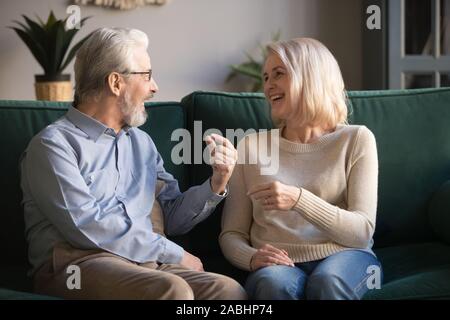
0 0 362 101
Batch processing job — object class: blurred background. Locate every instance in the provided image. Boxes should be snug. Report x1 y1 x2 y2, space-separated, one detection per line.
0 0 448 101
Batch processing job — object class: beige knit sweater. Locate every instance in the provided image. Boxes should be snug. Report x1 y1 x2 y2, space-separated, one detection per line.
219 124 378 271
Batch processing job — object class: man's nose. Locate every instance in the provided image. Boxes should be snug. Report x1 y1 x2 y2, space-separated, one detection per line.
150 77 159 94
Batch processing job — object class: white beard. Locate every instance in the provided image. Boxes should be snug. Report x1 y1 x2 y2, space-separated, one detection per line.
120 91 148 127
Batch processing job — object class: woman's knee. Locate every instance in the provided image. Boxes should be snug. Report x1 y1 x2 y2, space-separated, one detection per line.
245 265 304 300
306 251 382 300
306 271 355 300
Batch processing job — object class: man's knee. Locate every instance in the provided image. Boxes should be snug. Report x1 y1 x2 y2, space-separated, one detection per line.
142 273 194 300
205 275 247 300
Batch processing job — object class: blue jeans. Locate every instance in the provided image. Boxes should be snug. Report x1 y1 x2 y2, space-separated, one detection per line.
245 249 383 300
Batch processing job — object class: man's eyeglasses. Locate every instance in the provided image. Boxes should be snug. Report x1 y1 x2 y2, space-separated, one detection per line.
129 69 152 81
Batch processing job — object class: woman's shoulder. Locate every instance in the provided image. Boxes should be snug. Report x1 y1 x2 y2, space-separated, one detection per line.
339 125 377 158
339 124 375 141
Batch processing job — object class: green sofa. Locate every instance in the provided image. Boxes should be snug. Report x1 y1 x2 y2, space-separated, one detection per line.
1 88 450 300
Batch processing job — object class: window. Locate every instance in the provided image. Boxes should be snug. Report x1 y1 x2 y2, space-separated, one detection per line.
389 0 450 88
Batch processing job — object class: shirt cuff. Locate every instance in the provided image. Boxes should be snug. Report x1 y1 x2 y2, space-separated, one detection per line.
207 178 229 198
200 178 227 202
158 237 184 264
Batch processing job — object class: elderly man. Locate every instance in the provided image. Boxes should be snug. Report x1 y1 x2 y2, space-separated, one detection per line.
20 27 245 300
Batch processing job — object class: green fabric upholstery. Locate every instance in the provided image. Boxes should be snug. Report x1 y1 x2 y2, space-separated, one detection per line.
348 88 450 247
1 88 450 299
181 91 273 255
0 102 67 269
428 180 450 244
0 288 59 300
178 89 450 299
364 242 450 299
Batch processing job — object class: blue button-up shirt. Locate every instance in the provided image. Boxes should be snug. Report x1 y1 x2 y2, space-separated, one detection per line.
20 107 225 275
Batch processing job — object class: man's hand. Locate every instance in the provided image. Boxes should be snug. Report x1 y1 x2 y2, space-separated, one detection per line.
247 181 301 211
250 244 295 271
180 250 204 271
205 134 237 194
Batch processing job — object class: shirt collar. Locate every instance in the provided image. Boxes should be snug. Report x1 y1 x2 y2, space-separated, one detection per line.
66 106 132 141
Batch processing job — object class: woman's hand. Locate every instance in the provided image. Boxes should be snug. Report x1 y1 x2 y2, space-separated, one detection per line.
250 244 295 271
247 181 301 211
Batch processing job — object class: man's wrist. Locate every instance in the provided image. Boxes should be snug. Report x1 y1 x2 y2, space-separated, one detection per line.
209 178 228 196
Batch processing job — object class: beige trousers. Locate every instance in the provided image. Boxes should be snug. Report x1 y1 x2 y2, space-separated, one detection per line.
33 242 247 300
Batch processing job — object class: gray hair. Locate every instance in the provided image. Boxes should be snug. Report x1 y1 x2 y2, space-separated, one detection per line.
74 27 149 106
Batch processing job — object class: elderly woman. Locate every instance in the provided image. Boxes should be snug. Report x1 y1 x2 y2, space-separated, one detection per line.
219 38 382 300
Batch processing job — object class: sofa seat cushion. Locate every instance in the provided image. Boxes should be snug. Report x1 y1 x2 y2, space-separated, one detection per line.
428 180 450 244
0 265 32 293
201 254 248 285
0 288 58 300
364 242 450 299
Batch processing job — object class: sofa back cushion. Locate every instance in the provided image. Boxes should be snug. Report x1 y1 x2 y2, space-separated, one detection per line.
181 89 450 256
0 100 186 270
348 88 450 247
181 91 273 255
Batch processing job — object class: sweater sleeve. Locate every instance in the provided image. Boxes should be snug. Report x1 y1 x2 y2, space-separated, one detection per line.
292 126 379 248
219 137 257 271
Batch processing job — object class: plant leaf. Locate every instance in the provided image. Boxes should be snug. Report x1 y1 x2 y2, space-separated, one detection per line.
52 21 66 74
225 69 238 83
8 27 49 73
44 19 60 75
12 20 30 33
244 52 260 65
59 16 90 65
259 43 269 60
11 12 92 76
46 11 57 29
60 31 93 72
230 64 262 80
226 31 282 92
22 15 47 47
251 80 263 92
35 14 45 27
272 29 281 42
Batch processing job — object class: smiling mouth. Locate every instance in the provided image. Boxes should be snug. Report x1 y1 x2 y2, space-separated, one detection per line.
269 94 284 103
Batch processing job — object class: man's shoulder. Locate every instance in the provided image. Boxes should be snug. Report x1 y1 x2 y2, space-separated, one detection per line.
28 117 74 150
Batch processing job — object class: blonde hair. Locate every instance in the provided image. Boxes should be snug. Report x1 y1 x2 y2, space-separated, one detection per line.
266 38 348 129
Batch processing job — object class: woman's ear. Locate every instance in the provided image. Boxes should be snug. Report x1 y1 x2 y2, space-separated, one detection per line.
106 72 123 97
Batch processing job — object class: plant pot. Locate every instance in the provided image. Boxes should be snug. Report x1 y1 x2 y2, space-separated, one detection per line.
35 74 72 101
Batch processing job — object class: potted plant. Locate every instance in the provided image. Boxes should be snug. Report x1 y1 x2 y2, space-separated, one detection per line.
226 31 281 92
9 11 91 101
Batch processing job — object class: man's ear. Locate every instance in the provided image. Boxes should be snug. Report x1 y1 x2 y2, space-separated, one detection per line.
106 72 123 97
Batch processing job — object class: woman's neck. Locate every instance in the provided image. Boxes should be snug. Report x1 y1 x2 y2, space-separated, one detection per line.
282 124 334 144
